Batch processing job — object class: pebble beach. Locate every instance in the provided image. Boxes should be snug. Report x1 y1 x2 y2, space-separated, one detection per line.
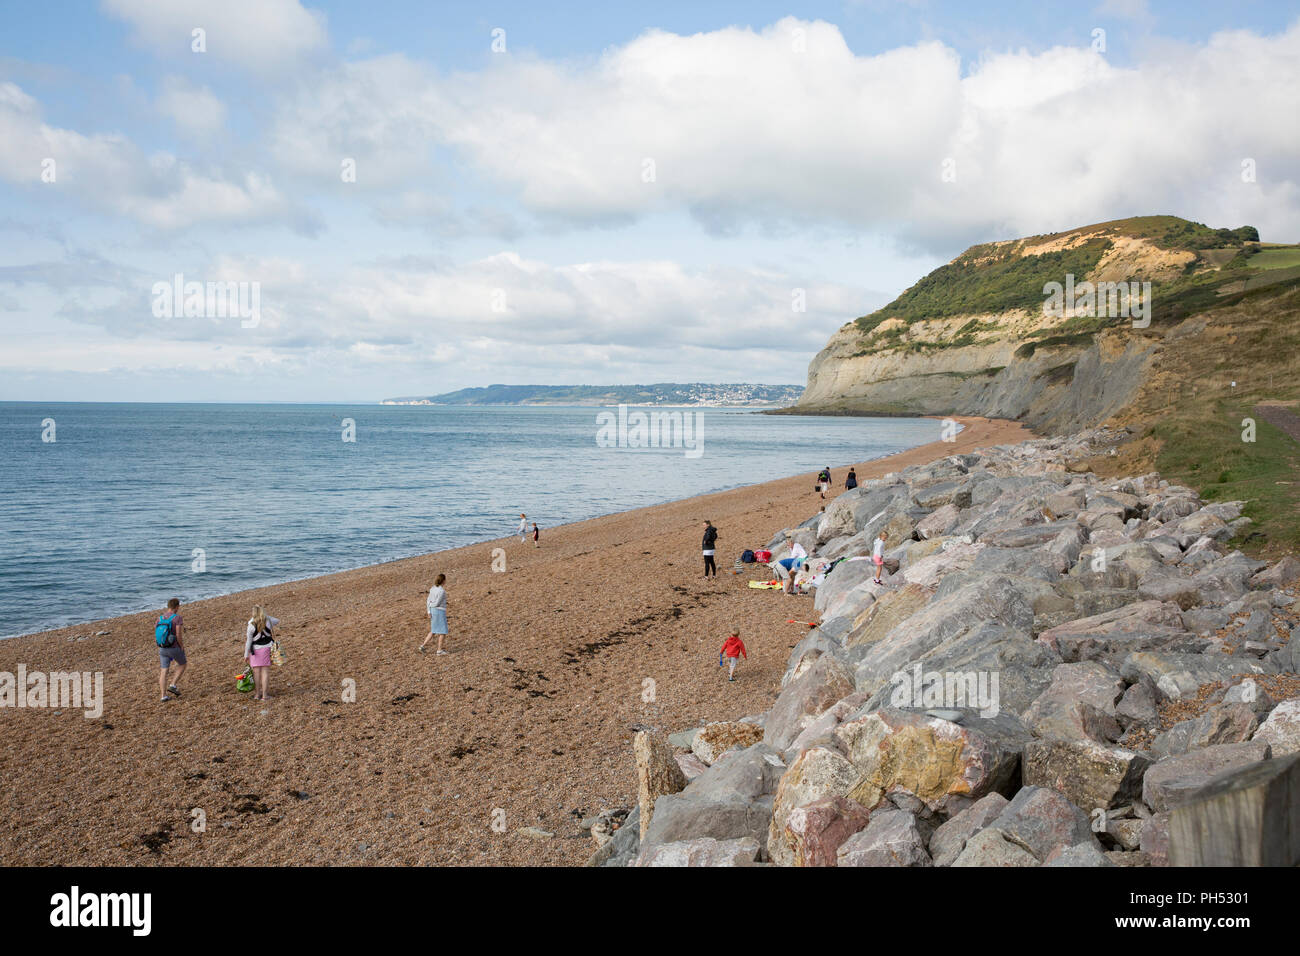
0 416 1031 866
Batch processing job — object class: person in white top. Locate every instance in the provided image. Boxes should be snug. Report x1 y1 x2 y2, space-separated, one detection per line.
788 534 808 563
244 606 280 701
420 573 450 655
872 531 886 585
518 513 528 542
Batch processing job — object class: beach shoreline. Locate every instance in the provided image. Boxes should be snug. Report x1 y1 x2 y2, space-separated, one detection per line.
0 415 1032 866
6 414 969 642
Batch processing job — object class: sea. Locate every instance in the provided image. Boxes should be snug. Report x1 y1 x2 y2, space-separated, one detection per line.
0 403 946 637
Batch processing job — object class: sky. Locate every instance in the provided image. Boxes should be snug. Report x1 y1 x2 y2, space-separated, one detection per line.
1 0 1297 403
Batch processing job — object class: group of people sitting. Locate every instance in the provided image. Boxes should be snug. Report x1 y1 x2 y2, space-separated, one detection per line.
767 526 889 596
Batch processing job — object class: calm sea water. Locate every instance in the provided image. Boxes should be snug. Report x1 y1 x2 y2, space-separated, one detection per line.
0 403 943 637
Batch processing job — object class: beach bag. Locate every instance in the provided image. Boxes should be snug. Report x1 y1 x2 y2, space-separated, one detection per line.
271 641 285 667
741 549 755 563
154 614 178 648
754 549 772 563
235 667 254 693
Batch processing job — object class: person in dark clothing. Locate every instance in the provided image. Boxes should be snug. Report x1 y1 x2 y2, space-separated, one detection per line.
817 467 832 499
845 468 858 490
702 520 719 578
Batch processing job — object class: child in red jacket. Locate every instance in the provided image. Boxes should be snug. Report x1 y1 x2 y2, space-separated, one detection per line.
719 632 748 682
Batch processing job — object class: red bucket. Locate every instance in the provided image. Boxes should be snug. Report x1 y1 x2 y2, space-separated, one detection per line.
754 549 772 563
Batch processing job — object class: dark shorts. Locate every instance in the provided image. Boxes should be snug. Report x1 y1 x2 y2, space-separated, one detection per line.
159 645 187 667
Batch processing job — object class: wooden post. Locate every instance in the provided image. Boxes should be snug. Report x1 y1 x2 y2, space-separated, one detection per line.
1168 753 1300 866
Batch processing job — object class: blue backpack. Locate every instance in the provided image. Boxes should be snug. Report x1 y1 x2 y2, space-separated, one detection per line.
155 613 178 648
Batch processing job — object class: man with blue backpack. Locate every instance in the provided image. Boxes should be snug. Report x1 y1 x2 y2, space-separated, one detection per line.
155 597 187 702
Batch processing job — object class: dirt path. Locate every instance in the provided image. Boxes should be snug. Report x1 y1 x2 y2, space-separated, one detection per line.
0 416 1033 866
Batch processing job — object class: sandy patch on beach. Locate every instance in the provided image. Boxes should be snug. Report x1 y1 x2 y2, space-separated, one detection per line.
0 416 1031 866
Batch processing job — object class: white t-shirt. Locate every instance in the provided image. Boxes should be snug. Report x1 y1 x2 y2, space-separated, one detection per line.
873 538 884 560
791 542 808 562
427 586 447 613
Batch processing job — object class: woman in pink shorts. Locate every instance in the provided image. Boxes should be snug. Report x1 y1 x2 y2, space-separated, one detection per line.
244 606 280 701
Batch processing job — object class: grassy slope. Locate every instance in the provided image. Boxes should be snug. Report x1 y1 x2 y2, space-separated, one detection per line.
1089 282 1300 557
849 216 1276 353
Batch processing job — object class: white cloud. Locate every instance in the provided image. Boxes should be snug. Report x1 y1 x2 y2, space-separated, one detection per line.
0 82 316 233
156 76 228 139
268 17 1300 244
101 0 329 73
3 247 869 387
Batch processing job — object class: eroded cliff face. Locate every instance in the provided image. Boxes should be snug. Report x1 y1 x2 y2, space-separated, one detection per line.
794 221 1214 434
799 323 1157 434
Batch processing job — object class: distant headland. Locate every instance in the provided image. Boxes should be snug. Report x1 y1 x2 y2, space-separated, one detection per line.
380 383 805 407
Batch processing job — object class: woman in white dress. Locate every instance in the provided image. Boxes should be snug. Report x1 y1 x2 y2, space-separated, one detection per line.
420 574 449 655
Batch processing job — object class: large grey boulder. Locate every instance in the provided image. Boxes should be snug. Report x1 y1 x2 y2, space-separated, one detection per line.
635 836 762 866
1120 651 1277 700
781 627 839 688
1037 600 1187 663
900 542 985 588
638 743 786 851
1250 556 1300 590
1115 676 1162 731
1021 662 1125 743
1043 841 1116 866
764 654 856 752
1142 742 1273 812
949 826 1039 866
842 583 932 650
784 691 872 760
852 576 1034 697
1149 702 1259 759
836 809 932 866
588 806 640 867
814 558 879 615
817 484 910 544
1192 551 1269 604
984 785 1101 863
1137 568 1206 611
928 793 1009 866
859 622 1059 719
982 519 1088 550
1253 699 1300 756
1023 738 1150 812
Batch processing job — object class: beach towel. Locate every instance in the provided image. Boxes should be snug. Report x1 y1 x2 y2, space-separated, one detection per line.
747 580 783 589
